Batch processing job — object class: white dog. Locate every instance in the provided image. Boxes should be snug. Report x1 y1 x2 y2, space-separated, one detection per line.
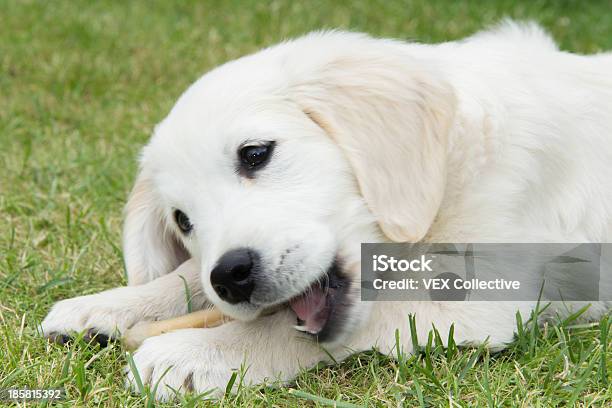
41 21 612 400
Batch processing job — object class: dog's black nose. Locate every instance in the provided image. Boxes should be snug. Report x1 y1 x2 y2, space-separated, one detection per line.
210 248 257 304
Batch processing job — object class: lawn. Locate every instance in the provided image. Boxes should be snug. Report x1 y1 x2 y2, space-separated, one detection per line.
1 0 611 406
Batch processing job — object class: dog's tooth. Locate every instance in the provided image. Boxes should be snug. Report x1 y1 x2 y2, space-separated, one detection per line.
294 324 322 335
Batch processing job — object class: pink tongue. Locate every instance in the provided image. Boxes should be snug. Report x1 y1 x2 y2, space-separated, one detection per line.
289 285 329 334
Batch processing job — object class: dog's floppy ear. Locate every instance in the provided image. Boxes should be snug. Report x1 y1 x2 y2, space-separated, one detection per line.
292 44 455 242
122 171 189 285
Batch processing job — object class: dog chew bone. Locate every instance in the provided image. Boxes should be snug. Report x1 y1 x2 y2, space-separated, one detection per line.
122 308 228 351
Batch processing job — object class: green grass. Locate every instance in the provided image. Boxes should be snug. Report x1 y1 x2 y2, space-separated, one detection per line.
1 0 611 406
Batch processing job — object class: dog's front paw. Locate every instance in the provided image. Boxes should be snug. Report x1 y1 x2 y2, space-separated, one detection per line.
126 329 233 401
41 289 146 345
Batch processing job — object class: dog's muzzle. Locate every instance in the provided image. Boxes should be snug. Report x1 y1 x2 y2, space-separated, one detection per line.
210 248 351 343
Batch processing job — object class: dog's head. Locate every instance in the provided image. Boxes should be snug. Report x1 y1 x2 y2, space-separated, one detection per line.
122 32 455 344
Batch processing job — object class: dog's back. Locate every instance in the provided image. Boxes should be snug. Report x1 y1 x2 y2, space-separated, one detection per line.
428 22 612 243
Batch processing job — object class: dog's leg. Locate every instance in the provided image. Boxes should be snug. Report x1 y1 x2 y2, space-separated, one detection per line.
40 258 207 344
126 308 339 401
124 301 543 401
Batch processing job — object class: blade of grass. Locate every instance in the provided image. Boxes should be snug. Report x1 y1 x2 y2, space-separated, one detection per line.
447 323 457 361
225 371 238 397
599 314 609 386
409 314 420 354
178 274 193 313
288 389 362 408
126 352 145 396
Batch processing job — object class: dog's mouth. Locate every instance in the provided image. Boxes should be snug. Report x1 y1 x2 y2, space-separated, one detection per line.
287 260 350 341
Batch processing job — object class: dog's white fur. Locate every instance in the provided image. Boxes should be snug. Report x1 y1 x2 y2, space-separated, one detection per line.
42 22 612 400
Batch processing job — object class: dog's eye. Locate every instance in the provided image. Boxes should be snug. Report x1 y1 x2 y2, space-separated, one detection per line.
174 209 193 234
239 141 275 173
